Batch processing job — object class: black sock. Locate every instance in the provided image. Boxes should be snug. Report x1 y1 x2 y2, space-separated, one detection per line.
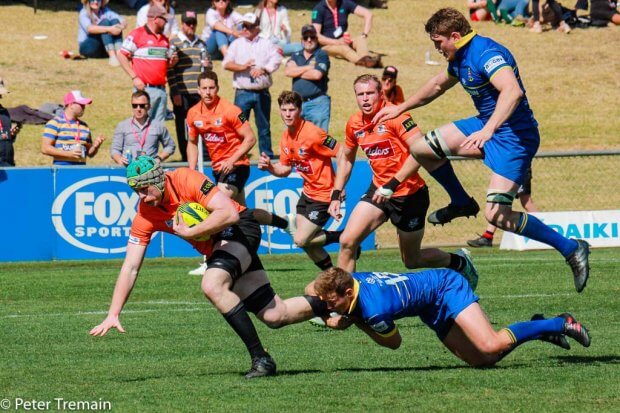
222 302 267 359
314 256 333 270
270 214 288 229
324 230 342 246
304 295 330 317
448 253 466 272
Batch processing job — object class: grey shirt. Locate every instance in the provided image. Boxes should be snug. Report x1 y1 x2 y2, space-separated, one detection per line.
111 117 176 159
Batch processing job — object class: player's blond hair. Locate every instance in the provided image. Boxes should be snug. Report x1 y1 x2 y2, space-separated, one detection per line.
353 74 381 93
425 8 472 37
314 267 354 298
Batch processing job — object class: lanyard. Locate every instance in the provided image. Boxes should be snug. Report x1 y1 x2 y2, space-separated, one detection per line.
131 119 150 150
326 1 339 28
267 8 277 36
62 113 81 143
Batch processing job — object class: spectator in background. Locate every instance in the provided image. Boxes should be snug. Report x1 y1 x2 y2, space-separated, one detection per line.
0 79 21 167
110 90 175 166
467 0 493 21
41 91 106 165
223 13 282 158
497 0 530 24
285 24 331 132
312 0 381 68
202 0 243 59
381 65 404 105
530 0 572 33
589 0 620 25
136 0 178 38
255 0 303 56
119 4 178 122
168 10 212 162
78 0 127 66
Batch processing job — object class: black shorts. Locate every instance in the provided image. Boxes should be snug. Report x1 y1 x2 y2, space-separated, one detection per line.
210 208 264 274
360 184 429 232
517 166 532 197
296 193 331 227
213 165 250 192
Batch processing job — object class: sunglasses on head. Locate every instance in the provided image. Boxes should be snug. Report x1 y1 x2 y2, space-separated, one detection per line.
89 0 101 3
132 103 148 109
214 0 228 3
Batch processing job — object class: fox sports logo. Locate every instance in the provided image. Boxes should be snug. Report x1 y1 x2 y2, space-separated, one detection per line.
51 176 139 254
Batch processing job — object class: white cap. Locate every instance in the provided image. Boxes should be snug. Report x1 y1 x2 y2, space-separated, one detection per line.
241 12 258 26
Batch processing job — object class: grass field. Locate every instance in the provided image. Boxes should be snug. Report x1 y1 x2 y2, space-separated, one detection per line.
2 248 619 412
2 0 619 167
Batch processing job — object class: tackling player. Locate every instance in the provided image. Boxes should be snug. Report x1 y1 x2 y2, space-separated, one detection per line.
374 8 590 292
258 91 342 271
314 267 591 367
89 156 328 379
327 74 478 287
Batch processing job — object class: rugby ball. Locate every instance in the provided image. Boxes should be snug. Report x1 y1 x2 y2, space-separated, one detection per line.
176 202 210 241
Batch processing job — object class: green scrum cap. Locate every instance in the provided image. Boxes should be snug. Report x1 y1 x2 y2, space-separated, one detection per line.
126 155 165 193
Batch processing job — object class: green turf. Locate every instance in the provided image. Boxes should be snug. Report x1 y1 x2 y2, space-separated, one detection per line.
1 248 619 412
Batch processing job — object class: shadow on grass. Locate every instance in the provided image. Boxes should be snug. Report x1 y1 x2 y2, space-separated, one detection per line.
552 355 620 365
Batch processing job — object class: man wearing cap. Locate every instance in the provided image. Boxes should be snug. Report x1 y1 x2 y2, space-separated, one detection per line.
90 155 329 378
110 90 176 166
0 78 21 167
41 90 106 165
285 24 331 132
223 12 282 159
311 0 381 68
168 10 212 162
381 65 404 105
118 4 178 122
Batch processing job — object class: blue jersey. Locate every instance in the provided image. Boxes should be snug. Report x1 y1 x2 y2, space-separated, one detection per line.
447 32 537 131
348 269 478 340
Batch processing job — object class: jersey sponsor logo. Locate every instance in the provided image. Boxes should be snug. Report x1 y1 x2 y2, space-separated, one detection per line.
354 130 365 139
292 159 314 174
194 120 204 128
308 210 320 221
483 55 507 74
238 112 248 123
401 117 417 132
165 219 173 228
298 147 307 157
128 235 140 245
215 118 222 126
51 176 139 254
200 179 215 195
360 139 395 159
204 133 225 143
322 136 337 149
369 321 391 333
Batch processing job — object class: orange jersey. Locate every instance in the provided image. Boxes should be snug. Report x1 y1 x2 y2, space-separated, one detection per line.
345 102 425 197
186 97 250 171
384 85 405 105
128 168 245 256
280 120 339 203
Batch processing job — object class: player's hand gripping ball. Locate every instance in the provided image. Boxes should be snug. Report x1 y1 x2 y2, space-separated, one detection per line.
176 202 210 241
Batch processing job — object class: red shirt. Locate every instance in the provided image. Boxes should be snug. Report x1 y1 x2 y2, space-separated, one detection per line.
186 97 250 172
128 168 245 256
279 120 339 203
120 25 170 86
345 102 425 197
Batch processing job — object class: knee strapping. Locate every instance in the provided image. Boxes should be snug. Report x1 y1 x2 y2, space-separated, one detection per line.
423 129 451 160
486 189 517 206
207 250 242 281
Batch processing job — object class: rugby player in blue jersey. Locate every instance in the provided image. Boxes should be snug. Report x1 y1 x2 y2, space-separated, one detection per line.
314 267 591 366
374 8 590 292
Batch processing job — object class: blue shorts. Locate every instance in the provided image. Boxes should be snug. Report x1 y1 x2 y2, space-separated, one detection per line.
418 270 479 341
454 116 540 185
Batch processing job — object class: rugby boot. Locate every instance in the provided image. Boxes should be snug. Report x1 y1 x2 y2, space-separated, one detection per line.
530 314 570 350
467 234 493 248
566 239 590 293
245 354 277 379
561 313 591 348
456 248 479 291
427 197 480 226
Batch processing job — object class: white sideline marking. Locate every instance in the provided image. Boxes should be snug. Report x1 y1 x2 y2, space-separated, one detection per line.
485 292 573 299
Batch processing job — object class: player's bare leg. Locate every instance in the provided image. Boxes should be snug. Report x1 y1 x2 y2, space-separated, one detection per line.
293 215 336 269
337 201 386 272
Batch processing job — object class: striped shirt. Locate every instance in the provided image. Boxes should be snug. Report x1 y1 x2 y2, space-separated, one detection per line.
168 33 209 96
42 113 92 165
120 25 170 86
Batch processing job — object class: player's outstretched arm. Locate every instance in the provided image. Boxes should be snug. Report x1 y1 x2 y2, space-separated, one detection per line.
354 321 402 350
90 243 147 337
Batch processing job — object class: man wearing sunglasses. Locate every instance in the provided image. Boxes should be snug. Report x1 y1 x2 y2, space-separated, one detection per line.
110 90 175 166
223 13 282 159
118 4 178 122
285 24 331 132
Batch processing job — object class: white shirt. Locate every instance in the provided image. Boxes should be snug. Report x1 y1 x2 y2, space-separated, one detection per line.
256 6 292 43
223 35 282 90
136 4 179 38
201 8 243 41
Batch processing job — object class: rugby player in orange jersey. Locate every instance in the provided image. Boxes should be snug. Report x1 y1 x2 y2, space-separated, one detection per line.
89 156 329 379
326 74 478 287
258 91 342 271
